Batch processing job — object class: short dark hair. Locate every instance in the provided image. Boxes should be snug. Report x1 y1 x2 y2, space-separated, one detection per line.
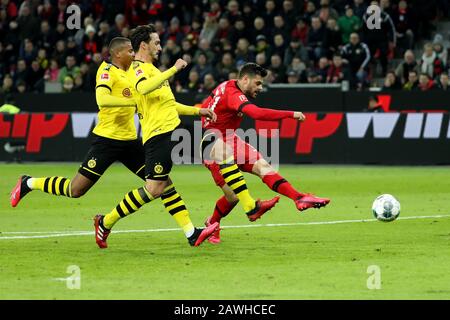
108 37 131 54
238 63 268 79
129 24 157 52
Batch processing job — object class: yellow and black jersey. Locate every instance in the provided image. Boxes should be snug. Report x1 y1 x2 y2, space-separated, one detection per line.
93 61 137 141
128 60 199 144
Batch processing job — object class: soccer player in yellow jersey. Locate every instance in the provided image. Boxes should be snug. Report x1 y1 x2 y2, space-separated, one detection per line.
10 37 145 206
93 24 219 248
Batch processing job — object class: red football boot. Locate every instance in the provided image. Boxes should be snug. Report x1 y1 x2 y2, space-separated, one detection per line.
247 196 280 222
94 214 111 249
295 194 330 212
189 222 220 247
10 175 32 208
204 216 221 244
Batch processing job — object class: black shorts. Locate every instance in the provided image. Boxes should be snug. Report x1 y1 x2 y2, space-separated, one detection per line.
79 134 146 182
144 131 176 181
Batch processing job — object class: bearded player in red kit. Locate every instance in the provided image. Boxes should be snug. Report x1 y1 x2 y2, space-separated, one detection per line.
200 63 331 244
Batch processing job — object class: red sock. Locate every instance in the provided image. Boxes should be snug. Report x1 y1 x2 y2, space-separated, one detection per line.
210 196 237 224
262 172 304 201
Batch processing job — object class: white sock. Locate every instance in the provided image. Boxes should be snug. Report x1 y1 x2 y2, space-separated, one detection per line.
26 178 35 189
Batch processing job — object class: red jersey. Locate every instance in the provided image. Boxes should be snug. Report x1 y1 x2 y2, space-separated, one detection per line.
201 80 295 136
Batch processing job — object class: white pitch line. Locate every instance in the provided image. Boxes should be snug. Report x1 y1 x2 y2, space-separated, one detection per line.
0 214 449 240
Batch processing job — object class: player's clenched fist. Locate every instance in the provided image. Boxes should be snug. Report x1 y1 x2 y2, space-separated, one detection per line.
294 112 306 121
174 59 188 71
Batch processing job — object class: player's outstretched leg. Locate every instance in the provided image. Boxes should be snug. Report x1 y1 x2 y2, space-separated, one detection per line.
205 192 238 244
256 160 330 211
10 175 72 207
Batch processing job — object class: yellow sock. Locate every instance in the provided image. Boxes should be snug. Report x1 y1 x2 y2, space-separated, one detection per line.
219 160 255 212
103 186 154 229
160 184 195 237
29 177 71 197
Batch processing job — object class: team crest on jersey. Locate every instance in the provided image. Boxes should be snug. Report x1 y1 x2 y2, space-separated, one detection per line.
101 73 109 80
238 95 247 102
122 88 131 97
88 158 97 168
154 164 164 174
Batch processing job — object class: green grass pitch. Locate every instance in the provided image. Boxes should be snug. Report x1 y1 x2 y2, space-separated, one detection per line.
1 163 449 299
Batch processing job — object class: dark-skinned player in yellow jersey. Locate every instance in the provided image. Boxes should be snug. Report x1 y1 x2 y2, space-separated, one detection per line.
93 24 224 248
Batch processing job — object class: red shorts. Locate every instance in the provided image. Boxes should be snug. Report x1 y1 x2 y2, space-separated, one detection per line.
203 134 263 187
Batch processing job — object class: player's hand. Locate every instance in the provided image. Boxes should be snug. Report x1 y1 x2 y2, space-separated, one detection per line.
174 59 188 72
294 112 306 121
199 108 217 122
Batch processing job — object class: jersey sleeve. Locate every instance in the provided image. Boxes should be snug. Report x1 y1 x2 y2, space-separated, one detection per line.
96 65 115 92
227 89 251 112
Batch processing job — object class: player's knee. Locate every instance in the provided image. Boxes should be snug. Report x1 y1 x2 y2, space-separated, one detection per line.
224 192 239 203
253 160 273 177
70 187 86 198
145 181 165 198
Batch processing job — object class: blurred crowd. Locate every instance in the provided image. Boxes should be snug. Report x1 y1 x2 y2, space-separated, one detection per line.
0 0 449 99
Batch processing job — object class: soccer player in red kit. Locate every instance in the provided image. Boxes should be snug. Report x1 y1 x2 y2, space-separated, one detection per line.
201 63 330 243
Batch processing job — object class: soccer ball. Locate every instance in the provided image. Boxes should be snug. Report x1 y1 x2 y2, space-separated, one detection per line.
372 194 401 222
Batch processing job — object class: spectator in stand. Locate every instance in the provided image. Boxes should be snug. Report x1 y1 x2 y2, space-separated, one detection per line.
0 74 14 97
36 48 49 70
52 40 66 67
229 17 250 46
262 0 277 28
395 50 418 85
307 71 321 83
288 57 307 83
403 70 419 91
82 25 101 63
362 0 396 76
162 16 185 45
338 5 361 45
200 73 217 94
200 14 219 45
37 20 55 54
272 15 289 41
326 54 348 84
255 52 269 69
62 75 74 93
223 0 241 24
272 33 287 57
186 69 201 93
287 70 300 84
216 16 232 46
16 80 27 93
215 52 236 83
382 70 402 90
420 43 444 79
26 60 44 92
234 38 254 68
433 37 448 68
44 59 60 83
392 0 416 56
254 35 272 58
163 39 182 66
19 39 37 65
269 54 287 83
437 73 450 91
180 38 196 58
281 0 298 32
193 52 214 81
17 3 40 42
306 17 325 63
58 55 80 85
97 21 111 48
352 0 368 19
323 18 342 59
315 57 330 83
241 2 256 28
107 14 128 44
196 38 215 64
54 22 68 44
291 17 309 46
284 37 309 67
228 69 238 80
341 32 371 89
418 73 436 91
14 59 28 85
304 1 317 24
79 62 94 91
66 36 82 63
317 0 339 23
253 17 270 44
74 17 94 47
208 0 222 21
